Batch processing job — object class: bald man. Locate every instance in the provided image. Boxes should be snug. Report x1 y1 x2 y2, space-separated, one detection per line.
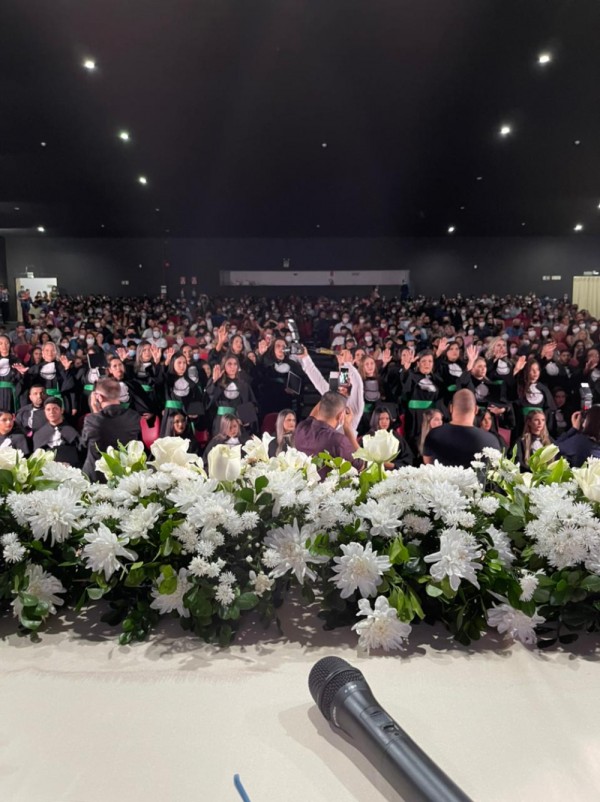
423 389 500 468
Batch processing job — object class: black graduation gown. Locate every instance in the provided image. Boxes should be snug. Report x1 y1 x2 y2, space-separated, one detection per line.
33 422 81 466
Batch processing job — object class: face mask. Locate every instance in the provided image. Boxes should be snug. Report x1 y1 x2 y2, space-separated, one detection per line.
528 330 536 338
554 325 561 331
128 350 136 358
580 323 587 329
510 346 518 356
572 327 580 334
193 353 200 361
153 331 161 338
95 323 102 329
541 329 549 337
284 335 293 343
168 324 175 331
86 337 95 346
522 339 530 346
478 322 485 328
389 328 396 336
359 318 365 324
591 325 598 333
501 333 509 340
176 337 184 346
61 341 69 349
230 328 237 335
468 329 475 336
364 335 373 343
342 317 350 324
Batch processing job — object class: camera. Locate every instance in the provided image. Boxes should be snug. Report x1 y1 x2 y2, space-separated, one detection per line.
329 369 350 392
580 383 593 411
283 318 305 356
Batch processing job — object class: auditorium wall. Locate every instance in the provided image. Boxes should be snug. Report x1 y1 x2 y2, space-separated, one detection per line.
4 235 600 311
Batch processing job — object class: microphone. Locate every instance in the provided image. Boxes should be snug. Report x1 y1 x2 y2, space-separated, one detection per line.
309 656 473 802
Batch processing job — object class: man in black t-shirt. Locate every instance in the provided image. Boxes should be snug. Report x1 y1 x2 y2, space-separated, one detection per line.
423 389 499 468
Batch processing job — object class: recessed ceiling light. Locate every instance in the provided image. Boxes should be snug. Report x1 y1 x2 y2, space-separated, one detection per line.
100 224 105 228
83 59 96 71
476 176 483 181
316 224 321 229
447 225 455 234
521 222 526 226
538 52 552 64
14 206 20 211
321 142 328 148
574 224 583 231
119 131 130 142
574 140 581 146
37 226 45 233
597 203 600 209
138 176 148 185
155 207 160 212
40 141 47 147
500 125 512 136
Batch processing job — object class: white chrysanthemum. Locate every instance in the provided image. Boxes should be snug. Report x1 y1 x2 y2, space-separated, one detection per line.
215 583 236 606
359 498 402 540
330 542 391 599
352 596 412 653
219 570 236 586
487 603 545 645
150 568 192 617
477 496 500 515
424 527 483 591
263 519 328 584
488 526 515 566
187 492 237 533
12 563 66 618
402 514 432 536
520 573 540 602
26 487 86 546
172 520 199 554
39 461 89 492
120 502 163 540
249 570 274 597
481 447 503 466
239 511 260 531
168 476 216 512
3 540 26 563
82 524 138 580
111 472 155 505
189 556 225 578
87 502 121 524
1 532 19 546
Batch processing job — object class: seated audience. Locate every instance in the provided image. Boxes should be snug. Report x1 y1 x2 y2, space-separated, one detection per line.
33 397 81 466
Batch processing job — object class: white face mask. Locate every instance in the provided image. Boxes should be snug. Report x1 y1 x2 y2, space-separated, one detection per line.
572 327 580 334
153 331 161 338
86 337 95 346
591 325 598 333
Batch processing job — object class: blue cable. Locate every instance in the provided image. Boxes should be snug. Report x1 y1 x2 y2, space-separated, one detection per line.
233 774 252 802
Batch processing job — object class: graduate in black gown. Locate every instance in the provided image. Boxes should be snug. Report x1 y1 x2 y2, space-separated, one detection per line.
33 397 81 467
0 409 30 454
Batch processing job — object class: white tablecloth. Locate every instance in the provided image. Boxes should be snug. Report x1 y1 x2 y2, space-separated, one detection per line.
1 601 599 802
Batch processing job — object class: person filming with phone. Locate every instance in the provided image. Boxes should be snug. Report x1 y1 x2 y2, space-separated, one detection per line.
556 406 600 467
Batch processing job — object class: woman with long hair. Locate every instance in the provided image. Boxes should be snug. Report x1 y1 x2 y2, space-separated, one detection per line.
434 339 465 404
206 354 258 434
400 348 446 445
255 336 303 419
515 410 554 469
477 408 506 451
161 411 202 455
26 340 77 416
158 350 206 436
512 356 555 437
268 408 296 457
203 413 249 466
417 407 444 461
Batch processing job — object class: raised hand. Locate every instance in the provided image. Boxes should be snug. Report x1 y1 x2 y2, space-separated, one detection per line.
59 354 73 371
151 344 162 365
116 347 129 361
400 349 416 371
337 348 353 366
541 341 557 361
164 347 175 365
466 344 479 370
257 339 268 356
436 337 448 357
13 362 28 375
513 355 527 375
381 347 392 366
212 364 222 382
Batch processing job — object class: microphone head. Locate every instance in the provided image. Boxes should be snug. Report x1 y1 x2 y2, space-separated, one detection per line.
309 656 365 721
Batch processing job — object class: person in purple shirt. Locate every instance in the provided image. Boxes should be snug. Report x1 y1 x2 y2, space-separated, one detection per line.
294 391 363 473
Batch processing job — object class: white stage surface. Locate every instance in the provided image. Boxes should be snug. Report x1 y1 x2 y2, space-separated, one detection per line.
1 600 599 802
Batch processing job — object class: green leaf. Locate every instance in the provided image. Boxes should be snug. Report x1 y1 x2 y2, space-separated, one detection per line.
237 592 259 611
255 476 269 493
124 566 146 587
581 576 600 593
502 515 524 532
20 593 39 608
426 583 444 598
20 616 42 631
158 575 178 595
87 587 105 601
388 538 409 565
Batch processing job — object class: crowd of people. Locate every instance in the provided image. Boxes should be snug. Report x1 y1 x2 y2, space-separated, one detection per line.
1 286 600 477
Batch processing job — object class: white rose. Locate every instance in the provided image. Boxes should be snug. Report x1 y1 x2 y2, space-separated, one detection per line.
353 429 399 464
573 460 600 503
0 448 20 471
123 440 146 465
207 444 242 482
150 437 197 468
242 433 274 463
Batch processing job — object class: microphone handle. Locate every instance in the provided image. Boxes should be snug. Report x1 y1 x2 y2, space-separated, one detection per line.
333 686 473 802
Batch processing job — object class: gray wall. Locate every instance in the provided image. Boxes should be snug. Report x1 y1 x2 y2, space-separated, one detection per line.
5 235 600 307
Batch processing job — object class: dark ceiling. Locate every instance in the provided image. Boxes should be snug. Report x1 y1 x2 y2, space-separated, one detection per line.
1 0 600 238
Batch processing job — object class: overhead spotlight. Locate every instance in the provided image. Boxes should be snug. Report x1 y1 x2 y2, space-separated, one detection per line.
574 224 583 231
597 202 600 209
37 226 45 233
14 206 20 211
476 176 483 181
118 131 130 141
447 225 455 234
500 125 512 136
138 176 148 185
538 52 552 64
40 141 47 147
321 142 328 148
83 59 96 71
